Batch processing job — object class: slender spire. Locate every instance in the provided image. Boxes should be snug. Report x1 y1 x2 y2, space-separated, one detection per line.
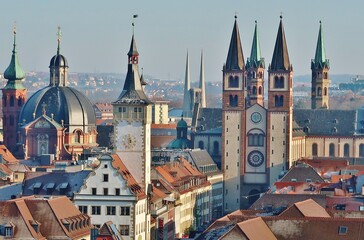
128 34 139 57
57 26 61 55
226 15 245 70
183 51 192 117
250 20 261 64
199 50 206 108
312 21 328 69
270 15 291 71
4 23 26 84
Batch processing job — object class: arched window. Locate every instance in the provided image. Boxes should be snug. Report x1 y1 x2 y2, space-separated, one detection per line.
312 143 318 156
317 87 322 96
75 130 82 143
279 96 284 107
258 86 262 95
329 143 335 157
229 95 238 107
324 87 328 96
248 133 264 146
344 144 350 157
198 141 204 150
228 76 239 88
274 95 279 107
274 76 279 88
252 86 257 95
213 141 219 155
10 96 14 107
359 144 364 157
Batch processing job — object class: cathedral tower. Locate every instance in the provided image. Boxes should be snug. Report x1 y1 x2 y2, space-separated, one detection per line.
267 16 294 183
112 33 152 194
2 27 27 150
222 15 246 213
311 21 330 109
246 21 265 107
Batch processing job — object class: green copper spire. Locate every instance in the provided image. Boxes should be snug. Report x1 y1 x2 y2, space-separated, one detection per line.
312 21 329 69
250 21 261 63
4 25 26 89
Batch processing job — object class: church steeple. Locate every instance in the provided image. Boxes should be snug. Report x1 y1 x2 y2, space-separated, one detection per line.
49 27 69 87
225 15 245 71
2 25 28 152
246 21 265 106
250 21 261 65
199 50 206 108
115 33 150 104
311 21 330 109
270 16 291 71
4 26 26 88
182 51 192 117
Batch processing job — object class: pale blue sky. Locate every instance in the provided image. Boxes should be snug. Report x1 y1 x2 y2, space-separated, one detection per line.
1 0 364 83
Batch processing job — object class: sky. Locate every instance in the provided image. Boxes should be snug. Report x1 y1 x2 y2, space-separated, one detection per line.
1 0 364 83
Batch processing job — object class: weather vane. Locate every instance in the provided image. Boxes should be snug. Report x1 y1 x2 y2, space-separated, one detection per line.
132 14 138 34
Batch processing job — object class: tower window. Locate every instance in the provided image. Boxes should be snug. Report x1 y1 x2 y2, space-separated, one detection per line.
228 76 239 88
18 97 23 106
344 144 350 157
10 96 14 107
258 86 262 95
3 96 7 107
274 76 284 88
317 87 322 96
252 86 257 95
329 143 335 157
229 95 238 107
324 87 328 96
274 95 284 107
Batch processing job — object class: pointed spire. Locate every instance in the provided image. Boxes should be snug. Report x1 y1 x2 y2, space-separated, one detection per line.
4 24 26 84
115 33 150 104
199 50 206 108
226 15 245 70
312 21 329 69
250 21 261 64
270 15 291 71
128 34 139 56
183 51 192 117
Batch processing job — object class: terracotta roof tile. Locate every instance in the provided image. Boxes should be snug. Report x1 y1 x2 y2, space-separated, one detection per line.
110 154 146 199
0 145 18 164
237 217 277 240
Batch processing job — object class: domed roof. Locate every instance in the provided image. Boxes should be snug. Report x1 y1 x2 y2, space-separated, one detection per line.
50 54 68 68
177 118 188 128
19 86 96 131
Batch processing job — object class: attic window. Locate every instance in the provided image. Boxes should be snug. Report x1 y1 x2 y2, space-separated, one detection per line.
5 226 13 237
338 226 348 235
333 119 338 124
303 127 310 133
332 127 337 133
304 119 310 124
306 179 312 183
291 178 297 182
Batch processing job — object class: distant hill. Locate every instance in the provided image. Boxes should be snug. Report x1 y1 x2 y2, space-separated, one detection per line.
295 74 361 84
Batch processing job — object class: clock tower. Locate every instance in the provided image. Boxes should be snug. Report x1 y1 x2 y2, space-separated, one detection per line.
112 33 152 194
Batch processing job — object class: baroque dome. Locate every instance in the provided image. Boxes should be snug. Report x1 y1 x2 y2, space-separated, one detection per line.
19 86 96 132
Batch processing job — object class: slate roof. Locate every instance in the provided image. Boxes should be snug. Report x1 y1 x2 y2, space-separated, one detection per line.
293 109 356 136
280 163 324 183
270 17 291 71
22 170 91 197
0 183 23 200
225 17 245 70
196 108 222 131
250 193 326 210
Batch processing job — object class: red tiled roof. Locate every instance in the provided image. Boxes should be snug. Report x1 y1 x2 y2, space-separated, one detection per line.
0 145 18 164
237 217 277 240
110 154 147 199
280 199 331 218
0 163 13 176
151 123 177 129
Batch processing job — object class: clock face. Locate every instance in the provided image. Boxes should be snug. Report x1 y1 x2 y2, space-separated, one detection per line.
251 112 262 124
248 150 264 167
121 134 137 150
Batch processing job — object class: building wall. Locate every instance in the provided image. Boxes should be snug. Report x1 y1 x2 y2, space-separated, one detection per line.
292 136 306 162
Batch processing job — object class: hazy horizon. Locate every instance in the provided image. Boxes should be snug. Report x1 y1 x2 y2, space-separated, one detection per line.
1 0 364 83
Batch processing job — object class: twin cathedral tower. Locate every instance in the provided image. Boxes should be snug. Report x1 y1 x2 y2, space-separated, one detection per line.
222 16 330 211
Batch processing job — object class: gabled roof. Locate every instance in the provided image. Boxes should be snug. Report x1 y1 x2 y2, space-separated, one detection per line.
237 217 277 240
23 114 64 130
110 154 146 199
280 163 324 183
98 221 124 240
279 199 331 218
225 16 245 71
270 16 291 71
